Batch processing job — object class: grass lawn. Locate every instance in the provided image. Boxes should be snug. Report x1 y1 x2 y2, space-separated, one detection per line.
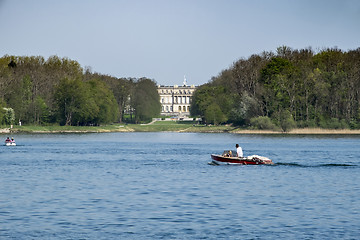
7 121 237 133
128 121 194 132
7 122 359 134
10 124 129 133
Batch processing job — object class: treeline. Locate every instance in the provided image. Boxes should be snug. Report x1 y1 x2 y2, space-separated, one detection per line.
0 55 161 126
191 46 360 131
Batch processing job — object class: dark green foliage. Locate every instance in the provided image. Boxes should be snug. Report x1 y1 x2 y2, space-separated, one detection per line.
190 84 231 124
132 78 161 123
33 96 50 124
86 79 119 124
276 110 297 132
250 116 278 130
54 78 90 125
191 46 360 129
0 55 160 126
0 99 9 125
54 78 121 126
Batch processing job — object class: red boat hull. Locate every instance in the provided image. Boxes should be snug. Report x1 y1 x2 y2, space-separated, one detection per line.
211 154 273 165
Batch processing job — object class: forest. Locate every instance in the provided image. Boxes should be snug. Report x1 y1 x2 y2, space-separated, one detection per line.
2 46 360 131
190 46 360 131
0 55 161 126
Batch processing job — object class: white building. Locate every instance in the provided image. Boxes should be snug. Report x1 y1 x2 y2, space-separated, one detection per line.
157 79 197 117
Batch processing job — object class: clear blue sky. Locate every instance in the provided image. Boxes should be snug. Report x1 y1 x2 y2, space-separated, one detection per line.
1 0 359 86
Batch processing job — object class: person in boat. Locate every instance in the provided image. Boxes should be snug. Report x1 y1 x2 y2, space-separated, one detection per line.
11 137 15 143
5 137 11 143
227 150 232 157
236 144 243 158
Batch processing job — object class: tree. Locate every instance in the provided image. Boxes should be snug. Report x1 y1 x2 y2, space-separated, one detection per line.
54 78 90 125
7 75 33 123
190 84 233 124
250 116 277 130
3 108 15 125
260 57 299 118
277 110 296 132
204 102 227 125
0 99 6 125
85 79 119 124
229 92 262 125
33 96 50 124
131 78 161 123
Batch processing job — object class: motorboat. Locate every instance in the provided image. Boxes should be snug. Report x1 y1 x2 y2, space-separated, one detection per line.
210 151 273 165
5 142 16 146
5 138 16 146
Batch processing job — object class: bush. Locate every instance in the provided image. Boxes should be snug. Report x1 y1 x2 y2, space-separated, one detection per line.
279 110 296 132
250 116 277 130
3 108 15 125
297 120 317 128
349 119 360 129
319 117 349 129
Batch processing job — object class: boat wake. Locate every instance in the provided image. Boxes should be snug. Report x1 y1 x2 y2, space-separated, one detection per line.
208 161 358 167
275 162 357 168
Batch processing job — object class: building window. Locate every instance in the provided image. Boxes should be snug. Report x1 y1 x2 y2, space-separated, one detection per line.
183 106 186 112
170 106 173 112
166 106 169 111
187 106 190 112
178 106 181 112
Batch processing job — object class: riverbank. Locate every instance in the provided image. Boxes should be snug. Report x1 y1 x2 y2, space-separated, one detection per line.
232 128 360 134
2 122 360 134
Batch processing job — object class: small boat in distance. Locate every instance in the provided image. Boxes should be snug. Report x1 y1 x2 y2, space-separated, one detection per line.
5 137 16 146
210 151 273 165
5 142 16 146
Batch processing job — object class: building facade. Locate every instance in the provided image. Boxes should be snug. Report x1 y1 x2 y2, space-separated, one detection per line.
157 82 197 117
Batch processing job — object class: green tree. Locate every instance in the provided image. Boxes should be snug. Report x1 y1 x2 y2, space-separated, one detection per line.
204 102 227 125
3 108 15 125
103 77 131 123
33 96 50 124
132 78 161 123
190 84 233 124
260 57 299 117
250 116 277 130
229 92 262 125
8 75 33 123
54 78 91 125
277 110 296 132
0 99 6 125
86 79 119 124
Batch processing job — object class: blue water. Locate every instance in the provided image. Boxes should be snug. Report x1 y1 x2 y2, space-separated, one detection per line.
0 132 359 239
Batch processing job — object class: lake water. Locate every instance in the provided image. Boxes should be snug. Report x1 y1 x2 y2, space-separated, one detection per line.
0 132 359 239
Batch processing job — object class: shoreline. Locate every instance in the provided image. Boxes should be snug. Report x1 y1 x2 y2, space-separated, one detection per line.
2 126 360 135
231 128 360 135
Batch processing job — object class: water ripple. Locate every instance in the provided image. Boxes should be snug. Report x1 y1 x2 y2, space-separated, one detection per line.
0 132 359 239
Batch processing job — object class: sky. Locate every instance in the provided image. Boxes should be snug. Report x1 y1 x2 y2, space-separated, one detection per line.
0 0 359 86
